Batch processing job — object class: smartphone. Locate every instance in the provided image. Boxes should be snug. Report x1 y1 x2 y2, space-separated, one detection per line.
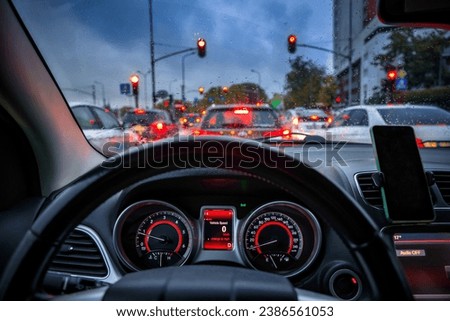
370 125 435 223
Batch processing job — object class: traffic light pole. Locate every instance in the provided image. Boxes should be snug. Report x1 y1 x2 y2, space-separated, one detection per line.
296 43 352 106
149 0 156 108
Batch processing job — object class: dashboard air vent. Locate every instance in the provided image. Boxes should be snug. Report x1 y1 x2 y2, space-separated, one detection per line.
48 229 108 278
355 173 382 208
434 171 450 205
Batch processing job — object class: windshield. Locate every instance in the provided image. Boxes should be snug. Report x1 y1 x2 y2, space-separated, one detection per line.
12 0 450 151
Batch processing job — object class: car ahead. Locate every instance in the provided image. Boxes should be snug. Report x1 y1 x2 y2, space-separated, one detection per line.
122 109 178 142
2 0 450 306
325 105 450 146
295 108 332 134
179 112 201 128
194 104 290 139
70 104 139 155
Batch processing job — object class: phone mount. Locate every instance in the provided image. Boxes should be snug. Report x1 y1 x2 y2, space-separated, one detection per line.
371 171 435 188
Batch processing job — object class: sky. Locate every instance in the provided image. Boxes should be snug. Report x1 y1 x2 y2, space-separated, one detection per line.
13 0 334 109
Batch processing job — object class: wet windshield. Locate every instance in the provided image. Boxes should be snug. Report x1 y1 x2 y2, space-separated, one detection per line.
12 0 450 152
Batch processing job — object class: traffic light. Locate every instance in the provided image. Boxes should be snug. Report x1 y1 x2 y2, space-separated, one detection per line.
197 38 206 58
130 74 139 96
222 86 229 94
387 70 397 81
288 34 297 53
198 86 204 95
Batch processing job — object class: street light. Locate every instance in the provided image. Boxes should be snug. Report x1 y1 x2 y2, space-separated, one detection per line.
169 78 177 95
137 69 151 109
250 69 261 102
181 52 195 102
94 81 105 107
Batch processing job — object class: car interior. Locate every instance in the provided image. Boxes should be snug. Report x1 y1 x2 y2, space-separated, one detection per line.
0 0 449 301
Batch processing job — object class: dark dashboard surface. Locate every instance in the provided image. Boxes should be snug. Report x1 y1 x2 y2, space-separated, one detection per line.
44 144 450 300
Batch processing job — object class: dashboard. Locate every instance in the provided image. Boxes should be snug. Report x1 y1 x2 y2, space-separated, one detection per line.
43 145 450 300
113 199 321 276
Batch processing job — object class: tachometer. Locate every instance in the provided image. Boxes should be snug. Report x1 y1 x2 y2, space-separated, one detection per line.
240 201 321 277
135 211 192 268
114 201 195 271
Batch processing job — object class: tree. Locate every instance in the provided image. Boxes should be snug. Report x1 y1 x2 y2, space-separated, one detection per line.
373 28 450 89
197 83 267 109
284 56 329 108
318 75 339 107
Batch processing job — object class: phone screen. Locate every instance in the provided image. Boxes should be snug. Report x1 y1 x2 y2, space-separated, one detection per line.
370 125 435 223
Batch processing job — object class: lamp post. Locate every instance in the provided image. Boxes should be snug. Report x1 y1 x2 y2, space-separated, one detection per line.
181 52 195 102
250 69 261 102
137 69 150 109
94 81 105 107
169 78 178 95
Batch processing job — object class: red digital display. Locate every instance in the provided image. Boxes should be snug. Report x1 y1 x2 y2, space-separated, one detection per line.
203 208 234 250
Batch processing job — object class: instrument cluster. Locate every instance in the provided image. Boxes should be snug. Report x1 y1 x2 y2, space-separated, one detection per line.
113 200 321 277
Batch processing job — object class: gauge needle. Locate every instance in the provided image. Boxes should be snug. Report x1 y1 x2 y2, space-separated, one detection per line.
159 253 163 267
138 232 166 242
247 239 277 250
269 255 278 269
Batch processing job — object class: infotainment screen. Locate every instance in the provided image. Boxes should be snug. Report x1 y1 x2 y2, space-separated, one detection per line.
393 232 450 300
202 207 234 251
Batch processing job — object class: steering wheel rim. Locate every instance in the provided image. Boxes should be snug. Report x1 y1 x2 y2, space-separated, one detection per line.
0 137 412 300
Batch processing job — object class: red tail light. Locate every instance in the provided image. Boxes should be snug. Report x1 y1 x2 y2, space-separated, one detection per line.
192 129 219 136
150 121 168 135
263 128 291 138
327 117 333 124
134 108 146 115
416 137 424 148
310 115 319 121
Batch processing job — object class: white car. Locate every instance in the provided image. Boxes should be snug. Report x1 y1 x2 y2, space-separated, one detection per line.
70 104 140 155
325 105 450 146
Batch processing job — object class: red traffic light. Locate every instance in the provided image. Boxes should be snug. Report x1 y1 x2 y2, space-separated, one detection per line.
222 86 229 94
130 74 139 95
197 38 206 58
288 34 297 53
387 70 397 81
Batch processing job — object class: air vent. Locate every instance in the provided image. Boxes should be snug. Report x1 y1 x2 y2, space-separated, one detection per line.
434 171 450 205
48 229 108 278
355 173 382 208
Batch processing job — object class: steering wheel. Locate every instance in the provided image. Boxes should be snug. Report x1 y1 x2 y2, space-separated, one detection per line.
0 137 412 300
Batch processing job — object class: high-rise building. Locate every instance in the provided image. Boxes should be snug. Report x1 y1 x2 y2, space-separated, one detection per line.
333 0 396 106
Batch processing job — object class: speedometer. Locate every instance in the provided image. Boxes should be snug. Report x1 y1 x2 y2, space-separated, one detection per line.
244 212 304 271
240 201 321 277
114 200 195 271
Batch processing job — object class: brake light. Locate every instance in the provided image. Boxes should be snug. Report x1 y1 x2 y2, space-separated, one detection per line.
195 117 201 123
134 109 146 115
327 117 333 124
193 129 219 136
234 108 249 115
263 128 291 138
416 137 424 148
155 122 164 130
310 115 319 121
